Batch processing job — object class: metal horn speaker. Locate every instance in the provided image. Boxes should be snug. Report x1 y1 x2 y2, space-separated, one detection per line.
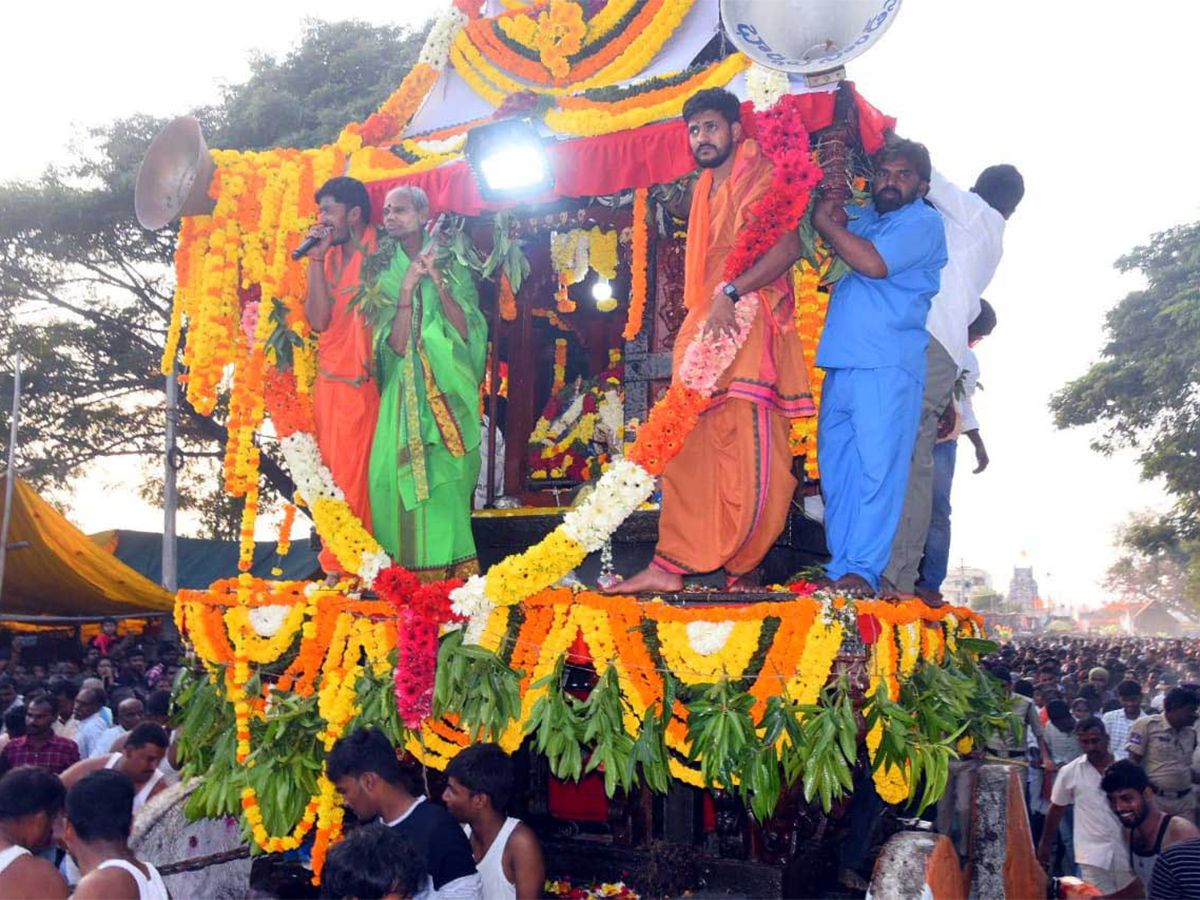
134 116 216 230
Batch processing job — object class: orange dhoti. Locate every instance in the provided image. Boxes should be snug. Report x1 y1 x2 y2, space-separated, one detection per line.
313 226 380 574
652 140 814 578
655 399 797 576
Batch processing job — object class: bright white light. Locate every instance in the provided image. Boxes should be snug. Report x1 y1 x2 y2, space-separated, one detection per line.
479 144 548 192
592 278 613 302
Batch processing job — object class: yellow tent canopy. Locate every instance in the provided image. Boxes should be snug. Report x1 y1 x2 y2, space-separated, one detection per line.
0 477 173 617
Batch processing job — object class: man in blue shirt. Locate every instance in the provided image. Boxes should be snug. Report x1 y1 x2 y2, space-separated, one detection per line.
812 139 948 594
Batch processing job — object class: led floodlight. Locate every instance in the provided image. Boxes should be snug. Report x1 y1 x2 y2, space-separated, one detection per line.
465 118 555 202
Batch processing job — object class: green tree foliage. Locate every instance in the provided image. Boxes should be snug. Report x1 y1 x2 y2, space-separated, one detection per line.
1103 510 1197 613
968 591 1004 613
1051 221 1200 544
0 19 428 537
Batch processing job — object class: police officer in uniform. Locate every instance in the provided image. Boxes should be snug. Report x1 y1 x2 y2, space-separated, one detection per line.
1128 687 1200 823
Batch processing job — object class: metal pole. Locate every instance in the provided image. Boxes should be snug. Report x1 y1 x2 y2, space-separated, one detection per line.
485 284 502 508
0 353 23 605
163 367 179 593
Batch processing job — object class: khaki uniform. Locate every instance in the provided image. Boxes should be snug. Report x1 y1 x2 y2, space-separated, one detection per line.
1128 713 1198 822
987 694 1043 758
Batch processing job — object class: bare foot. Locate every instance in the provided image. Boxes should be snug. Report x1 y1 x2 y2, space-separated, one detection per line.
601 566 683 594
726 569 762 593
878 577 916 601
832 573 877 596
914 585 946 608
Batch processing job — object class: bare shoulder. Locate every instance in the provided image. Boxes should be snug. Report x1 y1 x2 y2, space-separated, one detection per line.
1168 815 1200 844
506 822 544 857
73 866 140 900
0 854 70 900
61 755 104 786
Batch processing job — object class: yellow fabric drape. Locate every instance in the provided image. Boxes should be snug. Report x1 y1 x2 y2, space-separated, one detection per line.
0 477 174 616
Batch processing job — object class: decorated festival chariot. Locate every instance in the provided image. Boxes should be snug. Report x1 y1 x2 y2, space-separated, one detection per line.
142 0 1011 893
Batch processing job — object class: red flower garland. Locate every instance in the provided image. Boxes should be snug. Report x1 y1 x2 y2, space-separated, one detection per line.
373 564 464 728
723 95 823 281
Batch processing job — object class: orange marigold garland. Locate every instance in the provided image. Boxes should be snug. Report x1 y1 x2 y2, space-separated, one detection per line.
498 272 517 321
622 188 649 341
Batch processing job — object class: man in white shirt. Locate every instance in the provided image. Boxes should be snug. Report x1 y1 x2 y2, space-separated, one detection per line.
1103 680 1145 762
1036 716 1135 893
882 163 1023 601
70 688 109 761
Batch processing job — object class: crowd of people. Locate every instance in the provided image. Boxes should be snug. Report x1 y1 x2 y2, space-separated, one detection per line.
0 619 181 898
975 636 1200 898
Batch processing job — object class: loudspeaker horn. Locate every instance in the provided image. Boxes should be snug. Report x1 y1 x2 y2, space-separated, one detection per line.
134 116 216 230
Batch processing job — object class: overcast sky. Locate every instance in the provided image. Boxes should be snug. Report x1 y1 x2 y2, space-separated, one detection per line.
4 1 1196 607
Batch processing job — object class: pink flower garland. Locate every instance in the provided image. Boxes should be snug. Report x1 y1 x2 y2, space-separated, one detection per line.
677 286 760 398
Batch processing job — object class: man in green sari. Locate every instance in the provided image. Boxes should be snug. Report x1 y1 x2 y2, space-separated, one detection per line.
366 185 488 581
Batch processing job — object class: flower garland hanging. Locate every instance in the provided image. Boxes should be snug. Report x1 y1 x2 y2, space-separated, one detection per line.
552 338 567 391
789 260 829 476
498 272 517 321
623 188 649 340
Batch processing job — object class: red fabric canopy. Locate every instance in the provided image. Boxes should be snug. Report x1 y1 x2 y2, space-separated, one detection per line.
365 84 894 220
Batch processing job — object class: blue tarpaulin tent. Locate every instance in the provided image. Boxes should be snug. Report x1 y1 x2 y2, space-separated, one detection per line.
91 530 320 590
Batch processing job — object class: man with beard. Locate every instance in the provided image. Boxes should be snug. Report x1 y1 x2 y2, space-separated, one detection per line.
304 176 381 577
607 87 813 594
812 139 948 596
1038 717 1134 893
0 698 79 775
1103 759 1199 897
365 186 487 581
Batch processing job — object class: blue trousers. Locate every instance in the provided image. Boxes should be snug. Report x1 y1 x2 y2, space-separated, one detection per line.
917 439 957 591
818 367 924 589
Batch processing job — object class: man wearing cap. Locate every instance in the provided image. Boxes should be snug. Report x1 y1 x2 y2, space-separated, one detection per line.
1128 687 1200 823
1089 667 1115 705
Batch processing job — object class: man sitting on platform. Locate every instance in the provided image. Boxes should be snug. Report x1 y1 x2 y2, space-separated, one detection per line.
608 87 813 594
304 176 381 578
367 186 488 582
812 138 948 596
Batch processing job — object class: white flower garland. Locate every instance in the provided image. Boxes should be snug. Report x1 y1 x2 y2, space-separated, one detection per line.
418 7 470 69
413 133 467 155
560 459 655 553
746 63 789 112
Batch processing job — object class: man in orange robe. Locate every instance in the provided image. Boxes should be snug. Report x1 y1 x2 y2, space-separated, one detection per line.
612 89 813 593
303 176 381 575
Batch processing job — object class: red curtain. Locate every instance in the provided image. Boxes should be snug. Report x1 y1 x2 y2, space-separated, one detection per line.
364 85 892 219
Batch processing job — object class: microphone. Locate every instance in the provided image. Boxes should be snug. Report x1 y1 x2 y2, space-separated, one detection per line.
292 235 321 261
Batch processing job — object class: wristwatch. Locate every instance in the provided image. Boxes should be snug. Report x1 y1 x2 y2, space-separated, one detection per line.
723 283 739 302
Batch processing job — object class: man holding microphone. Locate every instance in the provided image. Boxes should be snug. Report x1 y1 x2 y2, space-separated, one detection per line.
303 176 381 578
